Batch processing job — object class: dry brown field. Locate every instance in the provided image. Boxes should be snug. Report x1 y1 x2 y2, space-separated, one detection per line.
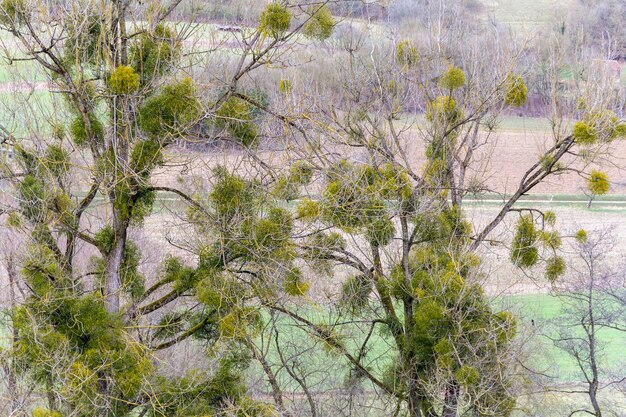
148 122 626 196
3 122 626 306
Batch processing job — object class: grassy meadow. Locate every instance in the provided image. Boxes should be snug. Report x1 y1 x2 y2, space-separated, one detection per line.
478 0 575 27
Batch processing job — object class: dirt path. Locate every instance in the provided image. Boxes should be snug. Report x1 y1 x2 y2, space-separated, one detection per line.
0 81 48 92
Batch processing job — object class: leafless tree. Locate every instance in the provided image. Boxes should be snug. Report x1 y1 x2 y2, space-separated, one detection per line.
546 229 626 417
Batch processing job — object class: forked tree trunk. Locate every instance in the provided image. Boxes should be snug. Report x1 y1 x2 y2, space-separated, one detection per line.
104 218 127 314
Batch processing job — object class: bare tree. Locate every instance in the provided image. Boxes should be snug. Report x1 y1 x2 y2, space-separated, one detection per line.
546 229 626 417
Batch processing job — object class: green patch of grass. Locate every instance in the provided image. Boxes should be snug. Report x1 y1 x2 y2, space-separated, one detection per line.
465 194 626 212
489 116 554 132
0 59 47 83
396 115 556 134
246 293 624 394
478 0 576 27
248 305 394 392
0 90 59 136
495 293 626 381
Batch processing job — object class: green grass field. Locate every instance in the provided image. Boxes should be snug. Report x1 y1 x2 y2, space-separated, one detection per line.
478 0 575 27
244 293 625 394
496 293 626 381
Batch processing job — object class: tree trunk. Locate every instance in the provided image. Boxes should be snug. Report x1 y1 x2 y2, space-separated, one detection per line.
589 381 602 417
441 381 459 417
98 371 112 417
46 374 57 413
6 253 19 414
401 213 422 417
104 217 127 314
587 258 602 417
247 337 291 417
407 373 423 417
